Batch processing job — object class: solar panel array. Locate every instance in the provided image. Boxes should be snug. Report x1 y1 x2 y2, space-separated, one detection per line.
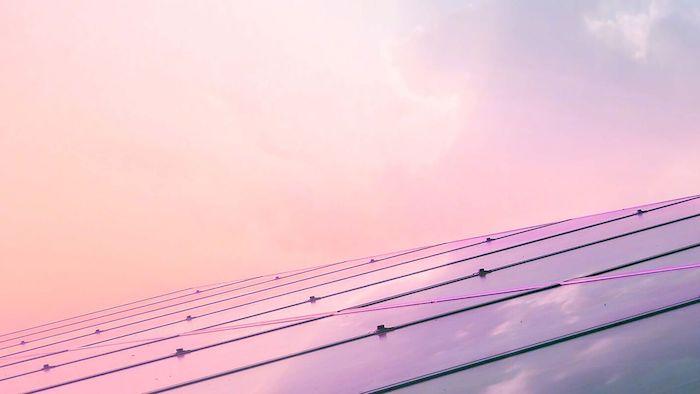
2 195 699 393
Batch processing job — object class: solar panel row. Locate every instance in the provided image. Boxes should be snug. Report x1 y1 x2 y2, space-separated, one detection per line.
2 194 698 393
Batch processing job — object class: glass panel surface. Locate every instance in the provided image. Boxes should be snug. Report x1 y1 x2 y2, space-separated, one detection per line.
14 195 700 360
0 237 489 357
4 202 698 384
14 242 699 393
174 264 699 394
396 303 700 394
1 196 697 392
1 220 554 360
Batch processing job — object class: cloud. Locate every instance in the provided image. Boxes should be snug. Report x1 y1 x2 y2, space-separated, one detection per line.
584 0 700 66
585 0 666 61
483 370 534 394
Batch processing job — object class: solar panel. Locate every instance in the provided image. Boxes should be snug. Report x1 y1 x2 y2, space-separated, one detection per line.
2 195 699 393
388 302 700 394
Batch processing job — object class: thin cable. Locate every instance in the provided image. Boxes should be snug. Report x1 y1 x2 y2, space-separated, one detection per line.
6 193 694 343
6 192 688 341
0 221 562 354
6 247 693 391
1 221 545 347
1 229 467 341
148 300 700 393
2 196 697 381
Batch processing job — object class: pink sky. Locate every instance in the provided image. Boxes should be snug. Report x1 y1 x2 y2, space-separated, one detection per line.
1 1 699 332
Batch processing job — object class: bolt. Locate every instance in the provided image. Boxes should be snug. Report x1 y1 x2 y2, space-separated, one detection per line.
375 324 393 336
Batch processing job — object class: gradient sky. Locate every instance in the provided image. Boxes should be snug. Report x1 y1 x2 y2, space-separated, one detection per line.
2 0 699 332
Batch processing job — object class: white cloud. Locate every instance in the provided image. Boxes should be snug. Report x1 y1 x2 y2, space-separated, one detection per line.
585 0 666 61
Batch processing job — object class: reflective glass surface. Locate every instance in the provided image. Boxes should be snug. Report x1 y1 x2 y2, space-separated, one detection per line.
1 196 698 393
161 256 700 393
396 302 700 394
